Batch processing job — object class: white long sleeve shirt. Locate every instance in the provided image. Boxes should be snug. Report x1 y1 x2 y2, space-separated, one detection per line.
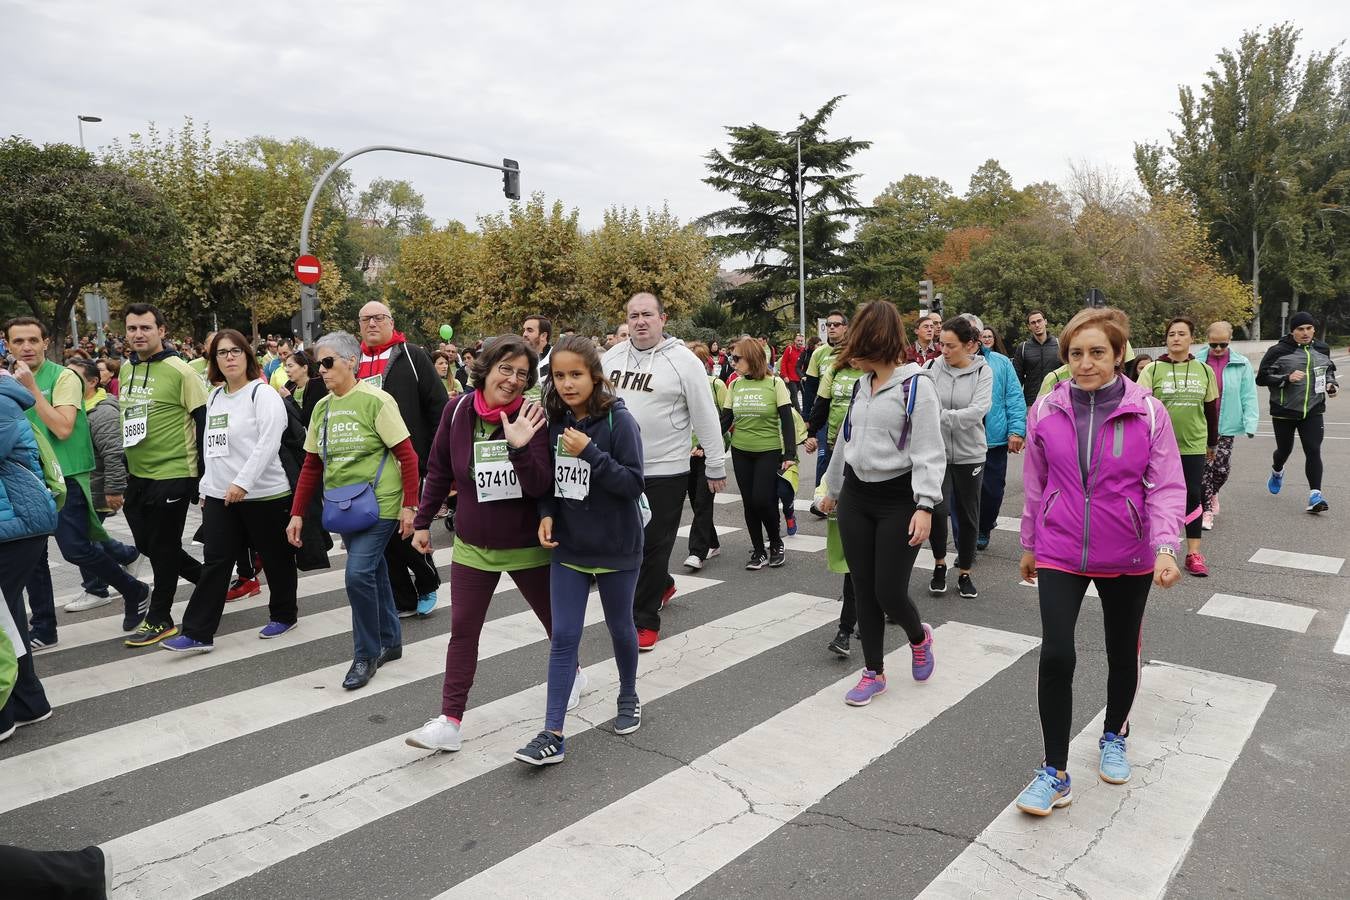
199 381 292 500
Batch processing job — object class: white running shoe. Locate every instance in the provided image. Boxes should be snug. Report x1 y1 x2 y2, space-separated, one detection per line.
568 667 588 711
405 715 462 752
683 554 703 570
64 591 113 612
1201 511 1215 531
706 547 720 559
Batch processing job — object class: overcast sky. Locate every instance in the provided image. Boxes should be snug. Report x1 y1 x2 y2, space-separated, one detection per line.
4 1 1345 238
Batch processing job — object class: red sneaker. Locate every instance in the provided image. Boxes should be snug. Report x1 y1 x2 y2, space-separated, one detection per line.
660 583 677 608
1184 553 1209 577
637 628 659 651
226 578 262 602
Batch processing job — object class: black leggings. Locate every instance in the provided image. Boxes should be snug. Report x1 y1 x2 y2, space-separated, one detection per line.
837 468 926 672
732 447 782 554
1037 569 1150 771
929 462 983 569
1272 415 1324 491
1180 454 1205 540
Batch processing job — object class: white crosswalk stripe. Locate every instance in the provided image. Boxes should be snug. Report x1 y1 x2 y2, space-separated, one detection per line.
1198 593 1317 633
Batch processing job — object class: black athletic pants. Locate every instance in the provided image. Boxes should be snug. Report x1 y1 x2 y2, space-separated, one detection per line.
1036 569 1150 771
180 497 298 643
123 475 202 628
1272 414 1324 491
837 468 926 673
731 447 782 555
685 453 720 560
1180 454 1205 540
386 529 442 612
838 573 857 634
929 462 983 570
0 844 107 899
634 473 687 632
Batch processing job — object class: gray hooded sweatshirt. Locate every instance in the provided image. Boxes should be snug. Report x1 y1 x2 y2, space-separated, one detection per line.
926 354 993 464
823 363 946 509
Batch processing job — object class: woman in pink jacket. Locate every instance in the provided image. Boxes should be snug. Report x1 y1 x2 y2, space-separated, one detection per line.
1014 307 1186 817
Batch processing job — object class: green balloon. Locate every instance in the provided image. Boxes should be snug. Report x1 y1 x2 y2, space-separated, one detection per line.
439 324 454 341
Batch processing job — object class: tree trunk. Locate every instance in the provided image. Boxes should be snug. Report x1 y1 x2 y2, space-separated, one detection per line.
251 306 260 344
1291 287 1300 312
1250 226 1261 341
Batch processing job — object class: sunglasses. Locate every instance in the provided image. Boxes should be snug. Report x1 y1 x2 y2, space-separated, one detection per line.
1209 342 1229 350
318 356 338 369
728 354 743 363
825 321 846 328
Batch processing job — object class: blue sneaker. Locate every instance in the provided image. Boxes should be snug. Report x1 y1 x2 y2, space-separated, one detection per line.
1016 766 1073 816
160 634 213 654
416 592 438 617
514 730 565 766
1098 732 1130 784
1268 468 1284 495
844 669 887 706
785 514 798 536
911 622 935 681
1307 490 1329 514
258 621 298 639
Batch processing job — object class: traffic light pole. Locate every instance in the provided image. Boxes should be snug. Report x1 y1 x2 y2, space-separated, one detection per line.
296 145 521 343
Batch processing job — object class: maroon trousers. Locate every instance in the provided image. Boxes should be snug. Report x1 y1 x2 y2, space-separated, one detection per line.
441 561 552 720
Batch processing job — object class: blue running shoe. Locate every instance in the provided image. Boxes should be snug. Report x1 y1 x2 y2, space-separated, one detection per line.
1268 468 1284 495
258 621 298 639
416 592 438 617
911 622 935 681
514 730 565 766
844 669 887 706
159 634 212 654
1016 765 1073 816
1099 732 1130 784
1307 490 1329 514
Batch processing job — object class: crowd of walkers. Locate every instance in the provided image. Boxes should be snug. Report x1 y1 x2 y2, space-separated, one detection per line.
0 293 1339 836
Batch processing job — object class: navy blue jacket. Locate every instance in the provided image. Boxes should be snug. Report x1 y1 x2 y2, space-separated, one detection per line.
539 397 645 570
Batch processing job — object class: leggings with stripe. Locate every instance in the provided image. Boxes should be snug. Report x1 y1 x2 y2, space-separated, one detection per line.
1036 569 1150 771
1202 435 1235 510
1179 454 1205 540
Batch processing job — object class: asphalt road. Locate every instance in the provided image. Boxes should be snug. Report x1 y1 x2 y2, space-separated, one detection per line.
4 392 1348 899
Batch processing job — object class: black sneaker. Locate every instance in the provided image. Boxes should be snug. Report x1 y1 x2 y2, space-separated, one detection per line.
809 503 827 520
614 695 642 735
929 564 948 595
958 573 979 598
827 629 851 658
768 544 786 567
514 730 565 766
745 551 768 571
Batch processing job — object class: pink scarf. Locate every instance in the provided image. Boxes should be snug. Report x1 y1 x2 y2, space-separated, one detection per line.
473 390 523 424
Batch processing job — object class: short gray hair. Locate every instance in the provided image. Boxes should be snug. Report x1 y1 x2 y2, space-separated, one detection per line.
960 312 985 333
314 330 361 364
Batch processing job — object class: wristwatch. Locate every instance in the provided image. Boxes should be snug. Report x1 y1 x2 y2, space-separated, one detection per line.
1156 546 1176 559
403 505 419 512
915 504 934 513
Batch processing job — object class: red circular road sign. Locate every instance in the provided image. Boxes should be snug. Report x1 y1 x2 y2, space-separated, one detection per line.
294 254 322 285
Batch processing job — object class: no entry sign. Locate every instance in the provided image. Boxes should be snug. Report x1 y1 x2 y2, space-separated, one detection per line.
294 254 322 285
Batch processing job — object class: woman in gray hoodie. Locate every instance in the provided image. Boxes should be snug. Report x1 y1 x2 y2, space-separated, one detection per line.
926 317 993 599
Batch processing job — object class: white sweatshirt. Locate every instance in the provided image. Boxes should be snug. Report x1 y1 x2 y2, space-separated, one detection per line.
601 336 727 479
199 381 292 500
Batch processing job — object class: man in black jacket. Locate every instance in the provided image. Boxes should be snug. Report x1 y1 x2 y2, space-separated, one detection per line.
1012 309 1060 407
357 302 449 616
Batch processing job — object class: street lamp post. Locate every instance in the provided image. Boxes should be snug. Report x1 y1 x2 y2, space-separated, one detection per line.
296 145 521 344
73 115 103 346
795 135 807 340
76 114 102 150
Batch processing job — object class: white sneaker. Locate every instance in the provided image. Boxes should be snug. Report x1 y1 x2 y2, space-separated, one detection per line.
64 591 113 612
682 554 702 570
1201 511 1215 531
405 715 462 752
706 547 720 559
568 667 588 711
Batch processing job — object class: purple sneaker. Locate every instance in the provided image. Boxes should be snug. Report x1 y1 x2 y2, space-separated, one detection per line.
159 634 213 654
844 669 887 706
911 623 934 681
258 621 298 639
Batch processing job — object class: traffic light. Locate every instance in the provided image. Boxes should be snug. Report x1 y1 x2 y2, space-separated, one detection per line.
918 280 933 306
1086 288 1107 309
933 292 945 318
502 158 520 201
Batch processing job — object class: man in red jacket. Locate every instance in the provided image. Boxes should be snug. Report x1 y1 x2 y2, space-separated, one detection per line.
780 333 805 412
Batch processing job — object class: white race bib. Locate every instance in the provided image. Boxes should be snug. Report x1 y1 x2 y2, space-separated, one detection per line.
204 412 230 459
473 440 522 502
122 403 148 448
363 373 383 392
554 438 591 500
1314 367 1327 395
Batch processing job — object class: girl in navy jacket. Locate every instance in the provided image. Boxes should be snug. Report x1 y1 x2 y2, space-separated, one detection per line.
515 336 646 766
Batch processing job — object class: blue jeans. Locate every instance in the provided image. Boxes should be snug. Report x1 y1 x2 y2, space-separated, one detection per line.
544 560 639 732
80 510 139 597
342 517 401 660
978 445 1010 535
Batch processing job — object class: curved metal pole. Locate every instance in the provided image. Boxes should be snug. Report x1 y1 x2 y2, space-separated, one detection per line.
299 145 517 255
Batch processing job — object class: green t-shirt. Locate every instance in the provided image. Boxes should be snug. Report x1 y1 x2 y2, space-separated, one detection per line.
694 376 730 449
723 376 790 452
562 562 618 575
1139 358 1218 455
303 381 411 519
119 356 208 480
188 356 212 391
452 538 552 572
806 344 837 379
818 363 864 445
1038 366 1072 398
27 361 94 477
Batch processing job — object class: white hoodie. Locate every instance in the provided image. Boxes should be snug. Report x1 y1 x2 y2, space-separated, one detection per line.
601 336 727 479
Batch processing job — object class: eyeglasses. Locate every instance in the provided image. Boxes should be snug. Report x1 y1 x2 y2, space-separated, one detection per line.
825 321 846 328
1209 342 1229 350
358 314 392 325
214 347 245 359
318 356 338 370
495 363 531 383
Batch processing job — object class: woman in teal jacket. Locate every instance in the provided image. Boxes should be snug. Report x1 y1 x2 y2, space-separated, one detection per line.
966 316 1026 550
1194 321 1259 530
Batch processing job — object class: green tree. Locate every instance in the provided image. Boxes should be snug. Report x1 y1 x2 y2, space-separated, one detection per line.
577 205 718 321
848 174 955 301
389 221 480 338
468 193 584 335
953 159 1035 228
0 137 182 359
701 96 871 329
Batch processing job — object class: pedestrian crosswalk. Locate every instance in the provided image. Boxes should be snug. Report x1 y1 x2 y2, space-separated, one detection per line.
1 507 1308 899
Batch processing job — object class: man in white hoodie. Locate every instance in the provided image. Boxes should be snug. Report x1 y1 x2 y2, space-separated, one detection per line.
602 293 728 650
